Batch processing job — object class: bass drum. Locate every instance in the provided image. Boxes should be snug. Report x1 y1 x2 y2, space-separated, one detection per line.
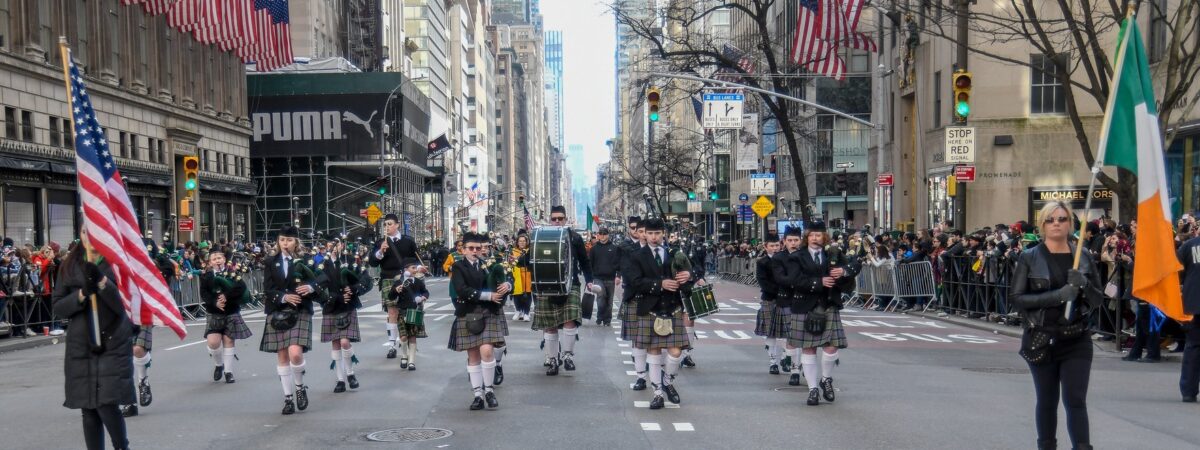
529 226 574 296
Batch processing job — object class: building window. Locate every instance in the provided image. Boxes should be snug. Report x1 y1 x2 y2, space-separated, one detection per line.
49 117 61 147
74 0 88 69
118 132 127 158
1148 0 1167 64
497 157 503 168
48 189 77 248
20 110 32 142
497 175 503 184
3 106 14 138
933 70 941 127
4 186 39 246
1030 54 1067 115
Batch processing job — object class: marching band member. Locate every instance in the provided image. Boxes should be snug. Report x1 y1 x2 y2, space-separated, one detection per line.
448 232 511 410
319 240 366 393
389 259 429 371
619 217 649 390
510 234 532 321
755 235 791 375
530 205 594 375
369 214 420 360
200 248 253 385
782 222 851 406
261 225 327 415
626 218 693 409
484 241 513 384
121 240 160 417
773 227 805 386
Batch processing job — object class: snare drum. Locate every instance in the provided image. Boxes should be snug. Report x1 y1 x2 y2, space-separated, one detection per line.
683 284 719 319
529 226 574 296
404 308 425 326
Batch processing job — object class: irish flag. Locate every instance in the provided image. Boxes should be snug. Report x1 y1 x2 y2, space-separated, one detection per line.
1099 16 1189 321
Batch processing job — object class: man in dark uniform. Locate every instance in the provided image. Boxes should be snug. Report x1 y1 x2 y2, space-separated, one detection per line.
780 222 852 406
1177 232 1200 402
530 206 594 375
626 218 694 409
772 227 805 385
589 227 621 326
755 234 790 375
369 213 419 359
619 217 649 390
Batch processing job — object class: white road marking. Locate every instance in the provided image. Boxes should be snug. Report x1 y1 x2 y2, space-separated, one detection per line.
641 423 661 431
435 303 456 311
621 351 632 355
618 343 630 348
164 339 210 351
623 360 633 365
673 423 695 431
634 401 679 409
626 370 638 376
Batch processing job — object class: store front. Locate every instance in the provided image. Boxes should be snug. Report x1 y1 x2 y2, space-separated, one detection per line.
927 167 956 230
1027 186 1114 223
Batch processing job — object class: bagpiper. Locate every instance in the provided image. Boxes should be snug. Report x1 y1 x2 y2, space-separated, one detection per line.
756 234 792 375
369 214 421 360
200 247 254 385
261 225 327 415
530 205 594 375
318 239 368 393
619 217 649 390
448 232 511 410
121 239 159 417
483 239 513 384
625 218 693 410
388 259 429 371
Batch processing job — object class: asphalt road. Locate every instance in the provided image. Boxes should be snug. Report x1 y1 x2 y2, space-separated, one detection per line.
0 277 1197 449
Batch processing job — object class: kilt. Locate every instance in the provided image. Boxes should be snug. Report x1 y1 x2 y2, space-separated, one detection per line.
754 302 791 339
397 307 428 339
205 312 253 340
132 327 153 351
531 286 582 331
259 312 314 353
320 309 362 343
619 298 642 342
787 309 849 349
447 313 507 351
632 311 691 350
380 278 398 309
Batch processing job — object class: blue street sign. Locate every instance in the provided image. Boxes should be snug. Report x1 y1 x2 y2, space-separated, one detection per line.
739 193 749 202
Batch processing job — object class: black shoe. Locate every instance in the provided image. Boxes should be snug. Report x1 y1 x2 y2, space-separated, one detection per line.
334 381 346 393
494 366 505 385
282 397 295 415
386 348 397 359
806 388 820 406
408 363 416 371
224 372 235 384
649 394 665 410
663 384 681 404
789 373 801 386
681 355 696 368
820 377 835 402
138 379 152 407
400 358 409 369
1183 395 1198 403
563 354 576 371
347 374 359 389
213 365 224 381
631 377 647 391
470 396 485 410
121 405 138 417
781 356 793 372
295 385 309 411
546 358 559 376
485 391 499 408
769 364 780 375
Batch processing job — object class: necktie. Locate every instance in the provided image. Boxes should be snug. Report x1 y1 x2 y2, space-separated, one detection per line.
655 248 664 266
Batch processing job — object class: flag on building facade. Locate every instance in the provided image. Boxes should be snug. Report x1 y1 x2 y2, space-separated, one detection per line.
60 46 187 339
523 201 535 232
791 0 876 80
1098 16 1188 322
129 0 293 72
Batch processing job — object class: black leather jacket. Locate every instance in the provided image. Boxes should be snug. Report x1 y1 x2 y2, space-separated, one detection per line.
1008 243 1102 330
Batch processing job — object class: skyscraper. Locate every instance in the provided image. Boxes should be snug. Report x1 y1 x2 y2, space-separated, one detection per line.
545 30 565 154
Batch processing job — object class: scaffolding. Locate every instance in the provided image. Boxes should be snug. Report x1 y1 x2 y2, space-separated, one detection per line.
253 156 327 243
323 157 437 243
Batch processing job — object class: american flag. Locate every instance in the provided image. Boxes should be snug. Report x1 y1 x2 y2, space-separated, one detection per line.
136 0 292 72
791 0 848 80
523 201 535 231
714 43 755 83
63 49 187 339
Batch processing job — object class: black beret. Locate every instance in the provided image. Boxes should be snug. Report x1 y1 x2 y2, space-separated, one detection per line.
627 216 641 225
807 221 827 232
401 258 420 268
642 218 665 231
784 226 803 237
279 225 300 238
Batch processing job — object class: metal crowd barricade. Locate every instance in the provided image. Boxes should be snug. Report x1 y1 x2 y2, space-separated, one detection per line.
848 265 875 307
174 274 203 321
887 261 936 312
864 263 897 310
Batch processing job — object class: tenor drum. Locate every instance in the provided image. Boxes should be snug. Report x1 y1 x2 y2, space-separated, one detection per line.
683 284 719 319
529 226 573 296
404 308 425 326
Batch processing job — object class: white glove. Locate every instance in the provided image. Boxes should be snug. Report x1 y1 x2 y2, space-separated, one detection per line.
415 296 426 304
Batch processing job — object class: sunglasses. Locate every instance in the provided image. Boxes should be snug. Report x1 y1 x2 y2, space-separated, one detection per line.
550 216 566 222
1044 216 1071 224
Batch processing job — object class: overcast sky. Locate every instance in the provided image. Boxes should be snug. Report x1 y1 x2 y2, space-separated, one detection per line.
541 1 616 188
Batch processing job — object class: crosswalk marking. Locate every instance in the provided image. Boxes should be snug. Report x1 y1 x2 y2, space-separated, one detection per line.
633 401 679 409
673 423 695 431
623 360 633 365
618 343 630 348
626 370 638 376
640 423 661 431
621 351 632 355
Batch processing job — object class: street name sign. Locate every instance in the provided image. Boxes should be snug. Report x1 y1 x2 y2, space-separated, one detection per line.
944 126 976 163
702 93 744 129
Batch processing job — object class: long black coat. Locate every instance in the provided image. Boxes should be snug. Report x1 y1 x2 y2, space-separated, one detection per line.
51 260 136 410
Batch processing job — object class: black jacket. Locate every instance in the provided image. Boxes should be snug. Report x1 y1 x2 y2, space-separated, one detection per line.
689 245 707 280
625 245 694 316
200 268 247 315
52 260 136 410
589 240 622 279
451 257 501 317
566 229 594 286
319 259 365 315
263 253 325 315
775 247 851 314
388 275 430 311
1180 236 1200 316
769 250 800 309
369 234 418 278
756 253 778 300
1008 243 1102 329
619 241 643 301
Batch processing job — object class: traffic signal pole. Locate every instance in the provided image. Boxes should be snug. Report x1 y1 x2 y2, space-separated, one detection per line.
955 0 969 231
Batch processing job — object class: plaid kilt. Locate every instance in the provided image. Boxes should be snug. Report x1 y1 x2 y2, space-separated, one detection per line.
619 298 641 341
754 302 791 339
205 312 253 340
132 327 153 351
633 311 691 350
531 286 582 331
259 312 314 353
380 278 398 309
320 309 362 343
447 313 507 351
787 309 849 349
397 306 428 339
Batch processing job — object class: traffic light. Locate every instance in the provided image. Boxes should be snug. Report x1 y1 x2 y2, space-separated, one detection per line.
375 176 388 195
180 198 191 217
687 191 696 200
834 172 847 192
707 185 718 200
182 155 199 196
952 70 972 122
646 87 661 122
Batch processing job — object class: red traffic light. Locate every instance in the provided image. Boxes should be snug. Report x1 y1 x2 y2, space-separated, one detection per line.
955 74 971 89
183 157 199 171
647 91 660 103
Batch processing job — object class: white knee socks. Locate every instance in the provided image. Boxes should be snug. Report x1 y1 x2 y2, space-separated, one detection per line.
332 350 346 382
562 327 578 355
800 353 820 389
789 347 801 368
633 347 648 379
222 348 235 374
208 345 222 366
406 341 417 362
481 360 497 392
685 326 696 340
277 365 295 397
341 347 356 376
767 340 779 363
647 353 664 394
821 351 839 379
387 323 399 347
290 361 306 387
467 364 483 397
133 354 151 382
495 347 504 367
664 354 682 385
544 332 560 359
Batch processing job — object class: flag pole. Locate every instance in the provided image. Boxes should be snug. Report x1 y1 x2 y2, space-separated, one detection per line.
1067 7 1137 321
57 36 102 349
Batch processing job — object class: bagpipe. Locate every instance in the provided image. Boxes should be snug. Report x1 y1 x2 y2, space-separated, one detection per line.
209 262 251 305
269 251 326 331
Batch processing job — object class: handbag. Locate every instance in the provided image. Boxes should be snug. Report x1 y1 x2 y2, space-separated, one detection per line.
465 313 487 335
269 309 298 331
1103 281 1119 298
333 312 353 330
653 315 674 336
803 307 828 334
208 313 229 333
1019 328 1053 365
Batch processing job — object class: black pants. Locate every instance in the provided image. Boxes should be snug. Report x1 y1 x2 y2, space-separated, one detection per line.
513 293 532 315
1128 302 1162 360
1181 322 1200 398
1026 335 1092 449
82 405 128 450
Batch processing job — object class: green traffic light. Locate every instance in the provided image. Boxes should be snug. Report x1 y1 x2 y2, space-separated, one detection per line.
184 179 196 190
956 100 970 118
709 192 718 200
687 191 696 200
378 187 387 195
649 112 659 122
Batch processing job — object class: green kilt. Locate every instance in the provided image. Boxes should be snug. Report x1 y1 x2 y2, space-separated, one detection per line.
633 310 690 350
132 326 153 351
398 306 428 339
786 309 848 349
259 312 314 353
619 298 642 342
531 286 582 331
754 301 791 339
380 278 398 309
447 313 507 351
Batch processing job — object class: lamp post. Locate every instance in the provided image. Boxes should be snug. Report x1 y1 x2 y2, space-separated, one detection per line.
835 162 854 229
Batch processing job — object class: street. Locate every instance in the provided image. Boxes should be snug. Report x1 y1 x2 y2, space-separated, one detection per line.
0 278 1196 449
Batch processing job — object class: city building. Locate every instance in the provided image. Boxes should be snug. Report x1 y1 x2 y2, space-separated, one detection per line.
288 0 384 72
449 0 498 233
545 30 564 153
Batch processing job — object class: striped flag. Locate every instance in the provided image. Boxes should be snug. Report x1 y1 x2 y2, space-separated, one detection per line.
523 201 535 231
791 0 848 80
61 48 187 339
1097 16 1188 322
250 0 295 72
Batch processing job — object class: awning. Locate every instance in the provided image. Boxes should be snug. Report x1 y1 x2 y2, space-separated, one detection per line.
200 180 256 196
0 158 51 172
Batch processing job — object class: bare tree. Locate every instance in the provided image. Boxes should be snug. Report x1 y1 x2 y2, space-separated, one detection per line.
898 0 1200 219
609 129 714 218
